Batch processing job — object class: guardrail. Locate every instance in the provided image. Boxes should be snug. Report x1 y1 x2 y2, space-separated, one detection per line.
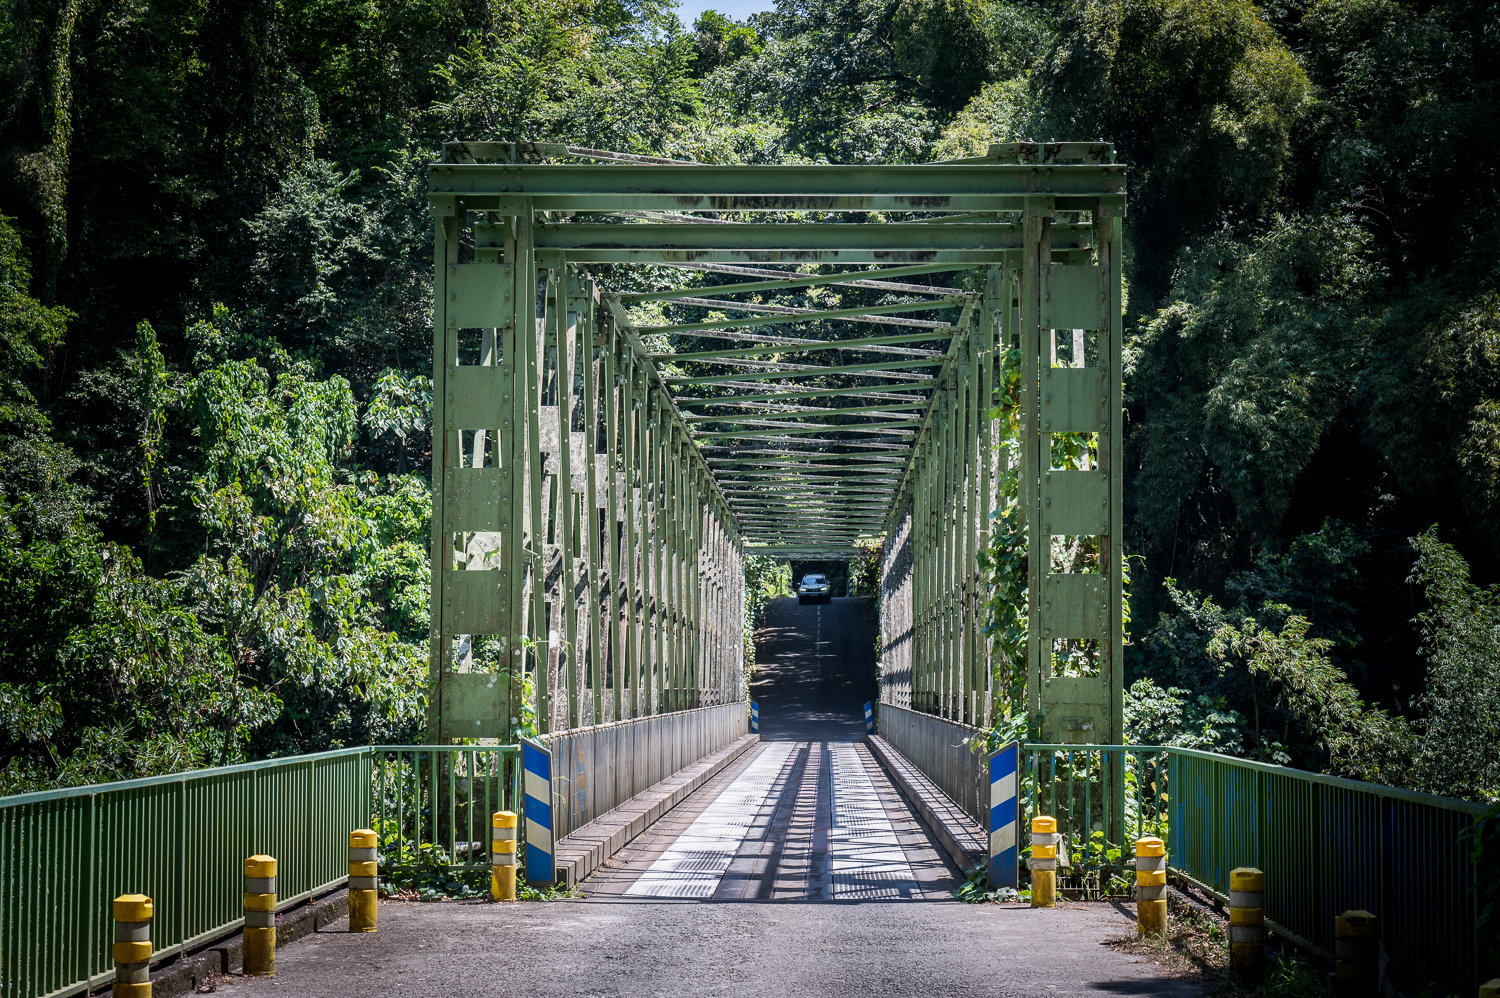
0 745 520 998
874 702 987 827
1017 743 1486 998
372 746 521 873
546 701 748 839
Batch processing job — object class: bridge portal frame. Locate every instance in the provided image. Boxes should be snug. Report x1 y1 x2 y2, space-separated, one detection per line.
426 144 1126 803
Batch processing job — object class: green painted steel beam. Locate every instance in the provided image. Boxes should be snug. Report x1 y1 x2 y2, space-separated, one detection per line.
619 264 968 302
696 420 919 439
669 359 941 387
430 162 1127 203
536 224 1046 252
711 465 906 477
639 297 964 336
708 453 909 464
652 330 951 361
687 402 928 420
678 384 934 406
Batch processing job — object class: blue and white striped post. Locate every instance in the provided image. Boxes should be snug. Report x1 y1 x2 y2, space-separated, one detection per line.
863 701 875 735
988 742 1019 888
749 702 759 734
522 738 554 886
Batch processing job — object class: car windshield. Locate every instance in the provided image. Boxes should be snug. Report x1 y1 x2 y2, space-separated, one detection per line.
803 575 826 585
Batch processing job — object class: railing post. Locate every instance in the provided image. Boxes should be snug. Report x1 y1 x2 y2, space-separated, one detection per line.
348 830 377 932
111 894 153 998
242 855 276 976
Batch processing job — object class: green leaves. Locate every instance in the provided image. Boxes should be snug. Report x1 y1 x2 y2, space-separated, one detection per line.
1129 214 1380 556
1407 529 1500 801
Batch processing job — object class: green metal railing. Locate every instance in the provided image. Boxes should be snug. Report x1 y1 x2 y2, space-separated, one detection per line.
372 746 521 874
1021 744 1487 997
0 745 519 998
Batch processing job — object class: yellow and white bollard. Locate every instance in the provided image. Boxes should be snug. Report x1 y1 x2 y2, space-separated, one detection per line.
112 894 153 998
1479 978 1500 998
1134 837 1168 935
491 811 517 901
1335 910 1378 998
1229 867 1265 976
243 855 277 976
349 829 378 932
1029 815 1058 908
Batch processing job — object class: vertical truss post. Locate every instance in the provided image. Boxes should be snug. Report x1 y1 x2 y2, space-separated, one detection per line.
556 267 579 730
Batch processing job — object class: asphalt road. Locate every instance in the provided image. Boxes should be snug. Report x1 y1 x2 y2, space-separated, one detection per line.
751 596 879 741
220 901 1201 998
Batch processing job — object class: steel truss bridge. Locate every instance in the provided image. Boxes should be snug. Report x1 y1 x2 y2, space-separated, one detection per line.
426 140 1126 750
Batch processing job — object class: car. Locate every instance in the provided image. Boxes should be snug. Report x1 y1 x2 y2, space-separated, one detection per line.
797 573 832 604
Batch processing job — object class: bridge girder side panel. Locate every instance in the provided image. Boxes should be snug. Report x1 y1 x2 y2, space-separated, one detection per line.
430 209 747 747
1019 197 1126 841
429 152 1119 756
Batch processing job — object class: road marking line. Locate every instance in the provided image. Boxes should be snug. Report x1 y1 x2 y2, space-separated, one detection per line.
829 742 914 900
625 742 796 898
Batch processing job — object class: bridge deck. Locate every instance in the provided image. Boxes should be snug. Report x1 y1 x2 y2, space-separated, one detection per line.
583 738 959 900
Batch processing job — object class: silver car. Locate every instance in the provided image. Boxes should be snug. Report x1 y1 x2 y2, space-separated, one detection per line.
797 574 831 605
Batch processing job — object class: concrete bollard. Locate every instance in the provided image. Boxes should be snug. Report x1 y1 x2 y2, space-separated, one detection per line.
348 829 378 932
243 855 277 975
112 894 153 998
492 811 518 901
1229 867 1265 976
1134 837 1168 935
1335 910 1378 998
1028 815 1058 908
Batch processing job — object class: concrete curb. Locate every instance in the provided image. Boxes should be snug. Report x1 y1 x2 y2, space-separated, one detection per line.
866 735 986 873
555 733 760 886
142 887 350 996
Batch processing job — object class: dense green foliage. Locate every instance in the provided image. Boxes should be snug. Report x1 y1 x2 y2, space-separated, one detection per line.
1 0 1496 809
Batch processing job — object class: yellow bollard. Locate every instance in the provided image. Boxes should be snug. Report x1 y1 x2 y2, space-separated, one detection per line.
1479 978 1500 998
1029 815 1058 908
1134 837 1168 936
1335 910 1378 998
1229 868 1265 977
492 811 518 901
243 855 277 976
112 894 153 998
348 829 378 932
